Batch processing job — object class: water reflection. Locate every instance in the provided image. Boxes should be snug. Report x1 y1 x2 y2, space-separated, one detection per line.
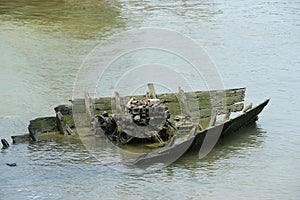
0 0 124 39
120 0 222 26
173 124 266 170
27 136 99 167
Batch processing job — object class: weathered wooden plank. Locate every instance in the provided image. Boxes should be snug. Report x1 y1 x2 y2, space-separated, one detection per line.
74 87 246 115
89 103 244 121
67 87 246 126
90 88 245 104
199 104 243 118
72 88 246 104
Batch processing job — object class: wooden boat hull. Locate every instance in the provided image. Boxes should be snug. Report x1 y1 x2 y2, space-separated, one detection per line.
9 87 270 165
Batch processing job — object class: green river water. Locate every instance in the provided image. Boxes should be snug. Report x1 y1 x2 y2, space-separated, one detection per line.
0 0 299 199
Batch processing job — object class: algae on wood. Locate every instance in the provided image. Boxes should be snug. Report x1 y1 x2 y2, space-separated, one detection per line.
27 87 247 138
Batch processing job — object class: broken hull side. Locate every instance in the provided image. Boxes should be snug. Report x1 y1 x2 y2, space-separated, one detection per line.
188 98 270 152
131 98 270 168
132 136 195 169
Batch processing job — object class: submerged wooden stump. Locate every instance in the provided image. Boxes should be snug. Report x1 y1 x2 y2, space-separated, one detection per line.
1 139 9 149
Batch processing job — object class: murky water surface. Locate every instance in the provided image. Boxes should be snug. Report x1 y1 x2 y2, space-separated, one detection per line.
1 0 299 199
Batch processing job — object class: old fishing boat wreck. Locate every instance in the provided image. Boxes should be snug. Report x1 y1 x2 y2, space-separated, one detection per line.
9 83 269 168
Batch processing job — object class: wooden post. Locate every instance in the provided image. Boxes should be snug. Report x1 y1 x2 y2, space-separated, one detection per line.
85 92 95 120
56 111 66 135
148 83 157 99
178 86 190 116
115 91 123 114
56 111 74 136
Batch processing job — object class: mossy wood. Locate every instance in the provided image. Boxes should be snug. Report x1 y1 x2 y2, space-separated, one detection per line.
28 87 246 138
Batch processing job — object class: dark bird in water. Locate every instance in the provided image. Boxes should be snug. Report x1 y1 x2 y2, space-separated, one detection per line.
6 163 17 167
